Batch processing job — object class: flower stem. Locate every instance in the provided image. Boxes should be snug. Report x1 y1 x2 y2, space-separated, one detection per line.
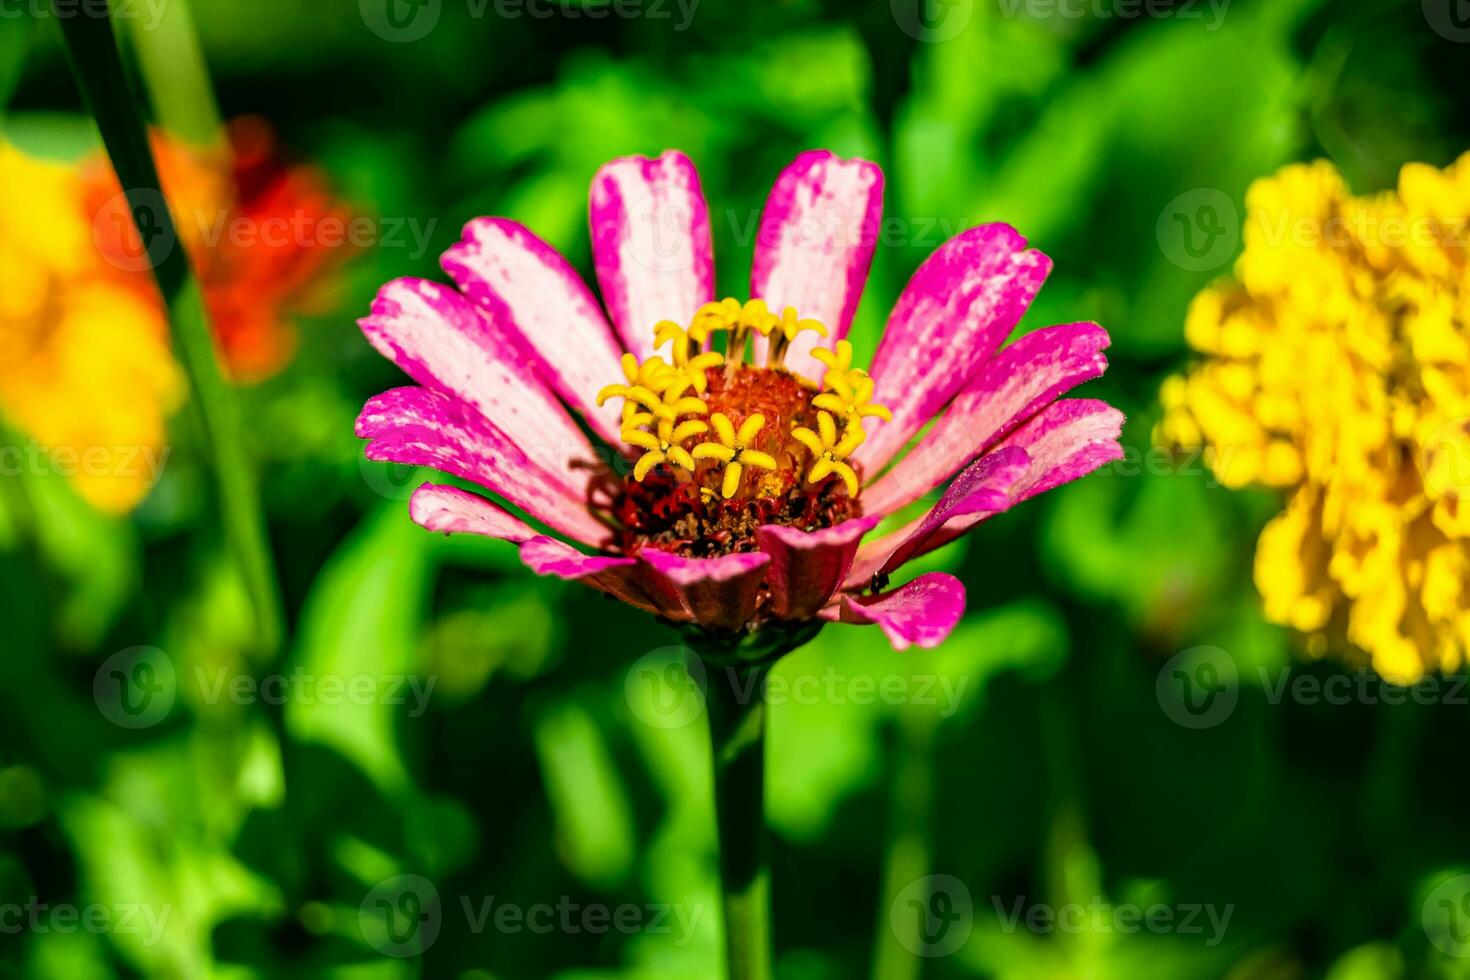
870 708 938 980
122 0 224 148
51 1 284 656
705 661 773 980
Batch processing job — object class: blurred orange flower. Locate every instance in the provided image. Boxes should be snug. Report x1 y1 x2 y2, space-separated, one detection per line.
0 119 352 514
87 116 356 383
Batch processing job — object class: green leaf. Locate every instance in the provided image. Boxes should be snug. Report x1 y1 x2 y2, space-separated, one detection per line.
285 503 434 796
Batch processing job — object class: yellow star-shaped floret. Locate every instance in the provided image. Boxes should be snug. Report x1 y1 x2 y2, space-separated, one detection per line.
791 410 864 496
653 319 726 392
767 306 827 344
624 416 709 481
613 375 707 424
597 353 681 421
691 412 778 499
760 306 828 366
812 368 893 424
811 339 855 388
737 298 779 335
690 298 744 343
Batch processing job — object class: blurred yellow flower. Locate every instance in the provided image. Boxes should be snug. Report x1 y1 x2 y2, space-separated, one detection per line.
1157 153 1470 681
0 142 182 514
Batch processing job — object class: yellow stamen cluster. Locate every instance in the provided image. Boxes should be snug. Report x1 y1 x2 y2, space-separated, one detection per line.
597 353 680 420
597 300 890 502
651 321 724 391
1156 152 1470 681
693 413 778 500
626 416 709 481
791 411 864 496
811 340 894 426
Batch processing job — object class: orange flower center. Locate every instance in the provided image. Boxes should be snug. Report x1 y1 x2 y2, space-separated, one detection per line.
596 298 892 558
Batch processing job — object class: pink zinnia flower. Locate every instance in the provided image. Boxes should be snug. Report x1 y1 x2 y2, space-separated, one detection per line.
355 150 1123 652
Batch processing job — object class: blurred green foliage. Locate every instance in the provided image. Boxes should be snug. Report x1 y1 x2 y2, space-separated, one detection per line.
3 0 1470 977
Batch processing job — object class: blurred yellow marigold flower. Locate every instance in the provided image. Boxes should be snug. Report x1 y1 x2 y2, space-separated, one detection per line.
0 142 182 515
1157 152 1470 681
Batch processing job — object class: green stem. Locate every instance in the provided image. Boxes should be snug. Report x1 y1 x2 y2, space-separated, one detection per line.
122 0 225 148
870 709 938 980
52 0 284 656
705 660 773 980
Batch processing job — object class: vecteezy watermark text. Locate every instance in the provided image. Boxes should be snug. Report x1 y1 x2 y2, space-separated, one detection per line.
92 190 439 272
1 0 168 31
0 899 172 947
1157 645 1470 729
995 0 1230 30
93 646 437 729
0 440 170 489
993 896 1234 945
359 875 704 957
624 646 971 730
191 666 436 716
360 0 699 43
886 874 1231 959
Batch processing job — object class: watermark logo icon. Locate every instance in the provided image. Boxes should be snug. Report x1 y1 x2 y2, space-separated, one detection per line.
1423 0 1470 42
359 455 421 500
1157 188 1238 272
1421 417 1470 500
361 0 442 42
891 0 974 42
891 874 973 957
1424 874 1470 957
624 646 707 729
1156 645 1238 729
360 875 442 957
93 646 176 729
92 189 177 272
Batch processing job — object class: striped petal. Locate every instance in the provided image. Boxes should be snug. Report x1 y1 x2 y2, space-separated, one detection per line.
856 224 1052 472
638 549 771 631
878 400 1125 572
442 217 626 442
864 321 1110 514
360 278 598 500
750 151 883 383
876 446 1031 578
518 537 668 614
1001 398 1127 505
356 386 607 546
755 514 881 619
834 572 967 651
409 485 657 611
409 483 537 542
590 151 715 361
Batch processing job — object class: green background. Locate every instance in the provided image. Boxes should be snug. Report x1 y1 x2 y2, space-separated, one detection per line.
2 0 1470 976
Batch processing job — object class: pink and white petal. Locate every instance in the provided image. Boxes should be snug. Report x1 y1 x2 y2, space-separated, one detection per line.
410 483 537 543
518 537 669 615
750 151 883 382
357 386 609 546
835 572 968 651
638 549 771 631
885 400 1125 569
843 515 923 590
442 217 626 442
755 514 881 620
864 321 1110 514
590 151 715 361
857 224 1052 472
361 278 598 498
876 446 1031 578
409 484 667 616
1002 398 1126 504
